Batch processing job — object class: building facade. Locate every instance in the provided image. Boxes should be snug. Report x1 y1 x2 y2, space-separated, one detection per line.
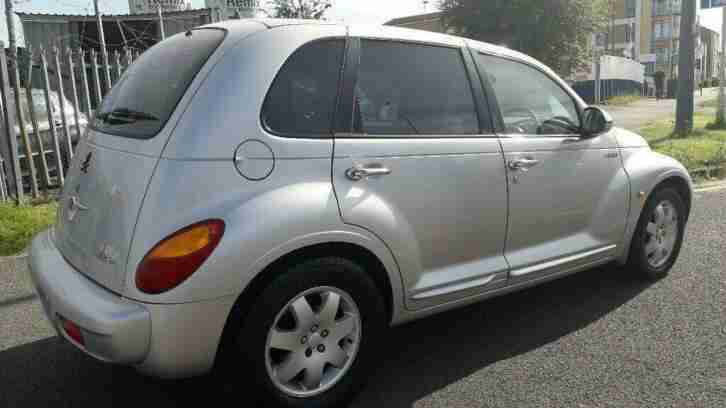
206 0 260 21
649 0 682 78
129 0 192 15
593 0 653 66
697 25 721 83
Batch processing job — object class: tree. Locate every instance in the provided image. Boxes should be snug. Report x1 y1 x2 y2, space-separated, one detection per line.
439 0 610 78
269 0 332 19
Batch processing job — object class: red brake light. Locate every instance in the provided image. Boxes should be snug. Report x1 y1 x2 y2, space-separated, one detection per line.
59 315 85 346
136 219 225 294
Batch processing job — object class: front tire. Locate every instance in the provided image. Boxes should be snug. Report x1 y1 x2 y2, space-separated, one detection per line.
235 257 385 408
627 187 687 280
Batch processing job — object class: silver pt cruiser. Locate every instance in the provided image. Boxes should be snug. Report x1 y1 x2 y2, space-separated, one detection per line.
29 19 692 408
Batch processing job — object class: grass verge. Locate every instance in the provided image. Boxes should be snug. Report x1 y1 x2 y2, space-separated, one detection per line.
637 112 726 179
0 200 57 256
604 94 642 106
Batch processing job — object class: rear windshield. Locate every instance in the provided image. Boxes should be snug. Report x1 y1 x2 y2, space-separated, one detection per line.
92 28 226 139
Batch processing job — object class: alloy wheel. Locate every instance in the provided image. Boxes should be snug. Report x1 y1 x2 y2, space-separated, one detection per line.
264 286 361 398
644 200 679 268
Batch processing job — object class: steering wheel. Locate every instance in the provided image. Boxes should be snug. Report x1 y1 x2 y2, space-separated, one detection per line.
502 107 539 134
539 115 580 134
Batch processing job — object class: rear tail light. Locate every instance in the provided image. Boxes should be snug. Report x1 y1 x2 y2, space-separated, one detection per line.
135 219 225 294
59 315 85 346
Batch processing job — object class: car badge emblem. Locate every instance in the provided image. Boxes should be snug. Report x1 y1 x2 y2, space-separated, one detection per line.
97 243 116 264
80 152 92 174
66 195 89 222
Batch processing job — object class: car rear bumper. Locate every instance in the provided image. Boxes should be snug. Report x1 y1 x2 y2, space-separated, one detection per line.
28 228 151 364
28 228 238 378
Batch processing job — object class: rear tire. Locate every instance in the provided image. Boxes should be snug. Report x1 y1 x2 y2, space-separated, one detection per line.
232 257 385 408
627 187 687 280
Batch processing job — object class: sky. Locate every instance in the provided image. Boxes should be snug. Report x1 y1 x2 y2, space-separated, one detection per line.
2 0 725 38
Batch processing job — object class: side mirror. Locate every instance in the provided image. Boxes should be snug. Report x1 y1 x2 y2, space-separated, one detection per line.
581 106 613 137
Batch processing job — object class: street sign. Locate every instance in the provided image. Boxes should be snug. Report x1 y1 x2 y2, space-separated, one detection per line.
702 0 726 9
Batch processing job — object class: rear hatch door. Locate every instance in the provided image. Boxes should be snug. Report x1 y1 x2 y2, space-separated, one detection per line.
55 137 157 292
53 27 239 293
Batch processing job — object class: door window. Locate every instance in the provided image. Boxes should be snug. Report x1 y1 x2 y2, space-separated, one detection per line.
353 40 479 136
262 39 345 137
476 54 580 136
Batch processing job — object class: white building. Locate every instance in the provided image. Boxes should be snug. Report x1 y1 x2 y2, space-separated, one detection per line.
206 0 260 21
129 0 192 15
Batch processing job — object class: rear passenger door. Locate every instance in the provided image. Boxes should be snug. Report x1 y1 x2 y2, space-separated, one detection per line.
332 31 509 310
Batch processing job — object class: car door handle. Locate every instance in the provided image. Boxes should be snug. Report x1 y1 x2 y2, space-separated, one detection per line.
345 164 392 181
508 157 540 171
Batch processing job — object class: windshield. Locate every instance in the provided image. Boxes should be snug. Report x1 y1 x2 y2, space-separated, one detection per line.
91 28 226 139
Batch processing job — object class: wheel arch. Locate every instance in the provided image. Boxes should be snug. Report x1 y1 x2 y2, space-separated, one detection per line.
214 240 401 370
657 175 692 220
617 166 693 265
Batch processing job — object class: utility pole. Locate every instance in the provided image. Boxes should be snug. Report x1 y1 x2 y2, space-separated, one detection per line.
2 1 23 202
594 50 602 104
93 0 112 91
717 7 726 124
675 0 697 135
157 2 166 40
666 0 676 98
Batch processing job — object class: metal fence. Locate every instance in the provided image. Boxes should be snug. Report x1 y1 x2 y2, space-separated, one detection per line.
0 42 138 202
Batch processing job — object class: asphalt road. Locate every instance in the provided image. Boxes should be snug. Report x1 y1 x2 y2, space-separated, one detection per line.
1 188 725 407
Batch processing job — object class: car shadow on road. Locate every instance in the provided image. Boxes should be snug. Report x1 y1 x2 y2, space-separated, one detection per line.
0 265 653 408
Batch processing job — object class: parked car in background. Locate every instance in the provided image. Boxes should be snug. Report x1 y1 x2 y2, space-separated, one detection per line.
13 89 88 155
28 20 692 408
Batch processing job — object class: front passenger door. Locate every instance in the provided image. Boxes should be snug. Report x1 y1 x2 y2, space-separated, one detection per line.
473 52 629 282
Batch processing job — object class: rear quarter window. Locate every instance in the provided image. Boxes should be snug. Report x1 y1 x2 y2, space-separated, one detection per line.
92 28 226 139
261 39 346 137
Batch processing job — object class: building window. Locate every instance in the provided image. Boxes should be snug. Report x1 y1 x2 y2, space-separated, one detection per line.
656 48 668 64
625 22 637 43
655 21 672 39
626 0 637 18
654 0 679 16
625 24 631 42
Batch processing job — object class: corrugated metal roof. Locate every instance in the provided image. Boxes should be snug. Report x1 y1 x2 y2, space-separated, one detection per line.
385 12 445 26
17 8 212 22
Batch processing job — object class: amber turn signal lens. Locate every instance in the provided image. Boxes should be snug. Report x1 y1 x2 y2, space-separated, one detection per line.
136 219 225 294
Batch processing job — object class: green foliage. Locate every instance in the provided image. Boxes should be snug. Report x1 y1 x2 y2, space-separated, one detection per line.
0 201 57 256
439 0 610 77
269 0 331 19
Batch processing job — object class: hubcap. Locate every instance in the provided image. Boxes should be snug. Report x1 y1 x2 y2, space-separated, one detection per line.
265 286 361 398
644 200 679 268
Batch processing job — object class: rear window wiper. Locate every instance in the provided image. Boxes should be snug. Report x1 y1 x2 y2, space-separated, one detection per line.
97 108 160 124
